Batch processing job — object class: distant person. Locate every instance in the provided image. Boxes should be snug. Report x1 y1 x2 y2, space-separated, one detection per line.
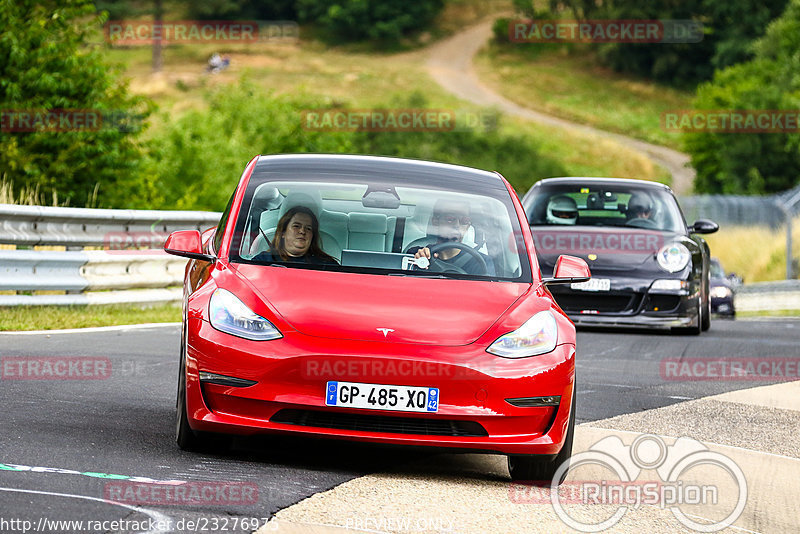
626 193 654 220
546 196 578 225
253 206 338 265
206 53 230 74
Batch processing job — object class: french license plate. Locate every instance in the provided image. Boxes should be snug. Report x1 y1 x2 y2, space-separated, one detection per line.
571 278 611 291
325 381 439 413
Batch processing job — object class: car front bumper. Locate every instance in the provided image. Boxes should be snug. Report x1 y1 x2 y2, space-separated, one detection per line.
549 275 700 331
184 318 575 456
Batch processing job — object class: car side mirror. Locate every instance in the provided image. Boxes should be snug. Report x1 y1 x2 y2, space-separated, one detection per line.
164 230 216 262
543 255 591 285
690 219 719 234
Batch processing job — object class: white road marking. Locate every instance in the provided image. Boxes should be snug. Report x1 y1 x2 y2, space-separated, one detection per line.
0 323 180 335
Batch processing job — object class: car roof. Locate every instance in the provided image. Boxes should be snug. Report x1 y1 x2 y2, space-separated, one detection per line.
533 177 673 193
253 154 502 186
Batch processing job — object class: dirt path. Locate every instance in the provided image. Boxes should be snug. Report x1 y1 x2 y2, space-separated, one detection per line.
426 20 696 194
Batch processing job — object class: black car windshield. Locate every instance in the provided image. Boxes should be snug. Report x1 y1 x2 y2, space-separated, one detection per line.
527 182 686 233
228 163 531 282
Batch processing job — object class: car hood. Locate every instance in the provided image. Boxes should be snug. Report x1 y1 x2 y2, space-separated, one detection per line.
231 264 528 345
530 227 683 275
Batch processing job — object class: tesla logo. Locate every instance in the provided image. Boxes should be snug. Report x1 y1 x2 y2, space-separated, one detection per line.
376 328 394 337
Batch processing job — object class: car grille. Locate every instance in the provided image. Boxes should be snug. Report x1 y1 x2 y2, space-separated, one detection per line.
271 409 488 437
551 292 642 313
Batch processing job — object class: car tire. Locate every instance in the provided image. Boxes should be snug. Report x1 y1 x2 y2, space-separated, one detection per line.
701 281 711 332
675 297 702 335
508 395 575 484
176 333 227 452
176 344 204 451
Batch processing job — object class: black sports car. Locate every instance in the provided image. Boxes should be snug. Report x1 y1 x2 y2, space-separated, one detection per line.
710 258 736 317
522 177 719 334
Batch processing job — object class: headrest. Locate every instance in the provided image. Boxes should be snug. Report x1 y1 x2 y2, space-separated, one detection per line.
349 212 388 233
278 190 322 219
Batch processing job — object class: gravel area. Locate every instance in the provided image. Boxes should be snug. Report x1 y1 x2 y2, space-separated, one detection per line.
588 398 800 459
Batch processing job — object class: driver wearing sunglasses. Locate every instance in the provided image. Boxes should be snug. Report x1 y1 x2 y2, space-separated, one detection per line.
408 199 495 276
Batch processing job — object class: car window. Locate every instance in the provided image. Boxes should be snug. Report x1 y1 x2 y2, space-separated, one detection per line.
228 173 530 282
527 183 686 233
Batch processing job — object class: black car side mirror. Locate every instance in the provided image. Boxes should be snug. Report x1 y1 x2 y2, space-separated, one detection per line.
689 219 719 234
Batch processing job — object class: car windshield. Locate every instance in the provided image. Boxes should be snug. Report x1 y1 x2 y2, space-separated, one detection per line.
710 260 725 278
228 164 531 282
527 182 686 233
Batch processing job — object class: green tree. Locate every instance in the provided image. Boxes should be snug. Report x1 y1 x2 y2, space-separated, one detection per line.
0 0 150 206
509 0 788 87
296 0 444 43
686 0 800 194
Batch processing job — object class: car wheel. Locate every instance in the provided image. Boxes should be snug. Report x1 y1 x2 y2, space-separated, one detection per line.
508 396 575 484
176 333 226 452
176 342 204 451
675 297 702 335
701 282 711 332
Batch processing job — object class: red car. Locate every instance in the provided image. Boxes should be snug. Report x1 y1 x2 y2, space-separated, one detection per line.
165 154 590 482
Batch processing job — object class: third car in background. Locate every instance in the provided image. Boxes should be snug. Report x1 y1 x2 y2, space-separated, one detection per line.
710 258 737 317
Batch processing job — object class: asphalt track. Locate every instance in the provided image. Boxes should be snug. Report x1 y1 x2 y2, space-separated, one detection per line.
1 319 798 533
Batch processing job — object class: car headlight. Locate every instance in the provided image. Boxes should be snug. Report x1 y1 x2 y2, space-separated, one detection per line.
651 279 689 292
656 243 691 273
487 310 558 358
711 286 733 299
208 288 282 341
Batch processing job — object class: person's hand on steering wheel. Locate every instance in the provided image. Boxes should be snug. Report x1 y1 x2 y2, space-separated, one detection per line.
413 242 488 275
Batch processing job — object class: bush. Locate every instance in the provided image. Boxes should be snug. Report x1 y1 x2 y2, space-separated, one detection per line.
296 0 444 43
685 0 800 194
133 84 563 210
0 0 150 206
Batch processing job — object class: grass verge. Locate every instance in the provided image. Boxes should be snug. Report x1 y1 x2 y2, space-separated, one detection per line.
704 218 800 283
0 303 181 331
102 23 670 191
473 43 693 150
736 310 800 318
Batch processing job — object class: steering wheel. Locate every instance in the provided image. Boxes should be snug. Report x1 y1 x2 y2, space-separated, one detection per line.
625 217 658 229
425 242 489 275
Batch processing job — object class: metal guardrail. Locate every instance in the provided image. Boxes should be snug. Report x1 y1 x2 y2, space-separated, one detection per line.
0 204 220 306
0 204 220 247
0 203 797 311
734 280 800 313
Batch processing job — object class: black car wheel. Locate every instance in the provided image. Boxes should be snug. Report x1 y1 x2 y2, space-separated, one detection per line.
701 280 711 332
176 333 204 451
508 396 575 484
675 297 702 335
